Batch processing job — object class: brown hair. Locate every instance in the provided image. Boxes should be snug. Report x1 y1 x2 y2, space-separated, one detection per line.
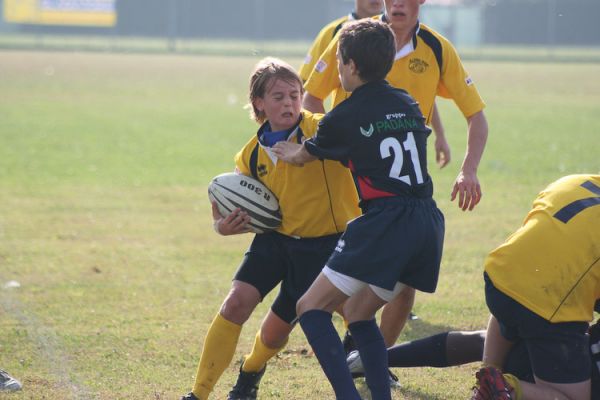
247 57 303 123
338 19 396 82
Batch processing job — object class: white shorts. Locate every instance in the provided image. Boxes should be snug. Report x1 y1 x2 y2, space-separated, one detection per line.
323 266 406 302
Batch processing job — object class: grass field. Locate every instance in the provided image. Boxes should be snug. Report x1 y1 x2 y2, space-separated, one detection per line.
0 49 599 399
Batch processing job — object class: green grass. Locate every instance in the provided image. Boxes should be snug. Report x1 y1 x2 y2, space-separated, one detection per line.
0 49 599 399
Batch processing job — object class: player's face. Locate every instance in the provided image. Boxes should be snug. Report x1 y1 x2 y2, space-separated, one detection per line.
255 78 302 132
384 0 424 32
355 0 384 18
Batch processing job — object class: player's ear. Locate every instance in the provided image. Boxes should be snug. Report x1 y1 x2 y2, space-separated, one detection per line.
253 98 266 121
254 97 264 113
349 59 359 77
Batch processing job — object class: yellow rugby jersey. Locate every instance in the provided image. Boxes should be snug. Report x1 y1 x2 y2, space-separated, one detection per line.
299 14 351 82
234 110 360 238
485 174 600 323
304 19 485 123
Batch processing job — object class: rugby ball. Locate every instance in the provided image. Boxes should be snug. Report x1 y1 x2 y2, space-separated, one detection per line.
208 173 282 234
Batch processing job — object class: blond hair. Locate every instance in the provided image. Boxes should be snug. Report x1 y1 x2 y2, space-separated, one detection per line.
247 57 303 123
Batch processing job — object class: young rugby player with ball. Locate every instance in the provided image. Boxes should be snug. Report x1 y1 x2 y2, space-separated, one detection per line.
180 58 360 400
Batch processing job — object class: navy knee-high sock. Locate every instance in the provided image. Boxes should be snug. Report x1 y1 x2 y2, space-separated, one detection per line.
348 319 390 400
299 310 361 400
387 332 449 367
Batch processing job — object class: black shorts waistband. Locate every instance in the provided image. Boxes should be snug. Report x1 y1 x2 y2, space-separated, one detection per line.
360 195 435 211
270 230 343 241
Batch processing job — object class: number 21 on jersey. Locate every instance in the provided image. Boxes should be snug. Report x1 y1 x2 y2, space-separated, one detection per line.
380 132 424 186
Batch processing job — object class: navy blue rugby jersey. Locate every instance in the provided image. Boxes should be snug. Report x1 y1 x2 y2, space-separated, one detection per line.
304 80 433 200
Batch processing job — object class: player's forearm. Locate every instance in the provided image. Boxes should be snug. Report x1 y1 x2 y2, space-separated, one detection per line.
303 92 325 114
461 111 488 174
293 144 318 165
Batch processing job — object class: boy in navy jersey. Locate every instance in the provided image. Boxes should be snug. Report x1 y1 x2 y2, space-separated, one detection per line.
273 19 444 400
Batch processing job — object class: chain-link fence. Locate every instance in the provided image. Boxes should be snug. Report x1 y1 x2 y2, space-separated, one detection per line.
1 0 599 60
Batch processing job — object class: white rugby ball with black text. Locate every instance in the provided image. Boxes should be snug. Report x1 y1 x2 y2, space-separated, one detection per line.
208 172 282 234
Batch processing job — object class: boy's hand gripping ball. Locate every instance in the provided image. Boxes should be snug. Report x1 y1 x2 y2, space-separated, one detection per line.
208 173 282 233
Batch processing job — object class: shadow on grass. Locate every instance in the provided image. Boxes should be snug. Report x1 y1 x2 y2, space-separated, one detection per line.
400 314 465 342
355 378 450 400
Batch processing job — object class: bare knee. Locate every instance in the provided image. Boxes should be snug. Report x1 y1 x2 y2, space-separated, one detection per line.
296 295 310 318
343 291 385 323
296 274 348 317
342 302 373 323
296 293 332 317
342 301 359 323
259 311 293 349
260 327 290 349
220 283 260 324
261 332 285 349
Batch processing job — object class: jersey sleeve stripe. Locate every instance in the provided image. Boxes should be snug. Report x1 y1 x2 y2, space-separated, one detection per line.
417 28 443 74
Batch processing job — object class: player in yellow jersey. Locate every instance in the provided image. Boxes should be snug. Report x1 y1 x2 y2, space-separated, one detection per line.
180 58 360 400
300 0 450 170
299 0 384 83
302 0 488 357
471 174 600 400
304 0 487 209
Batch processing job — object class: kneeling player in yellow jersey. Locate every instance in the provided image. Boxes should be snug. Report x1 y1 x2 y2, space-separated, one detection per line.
472 174 600 400
180 58 360 400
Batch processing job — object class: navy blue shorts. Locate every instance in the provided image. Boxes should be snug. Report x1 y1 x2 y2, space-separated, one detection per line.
325 196 444 293
505 322 600 396
485 273 591 383
588 321 600 395
503 340 534 383
234 231 341 323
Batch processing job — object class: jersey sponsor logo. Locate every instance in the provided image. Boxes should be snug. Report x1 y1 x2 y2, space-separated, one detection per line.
257 164 268 177
386 112 406 120
409 58 429 73
360 123 374 137
376 117 419 134
315 59 328 73
465 76 474 86
359 115 419 138
334 238 345 253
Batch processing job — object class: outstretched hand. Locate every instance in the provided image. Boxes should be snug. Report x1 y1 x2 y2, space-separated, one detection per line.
211 201 252 235
450 170 481 211
272 141 305 166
